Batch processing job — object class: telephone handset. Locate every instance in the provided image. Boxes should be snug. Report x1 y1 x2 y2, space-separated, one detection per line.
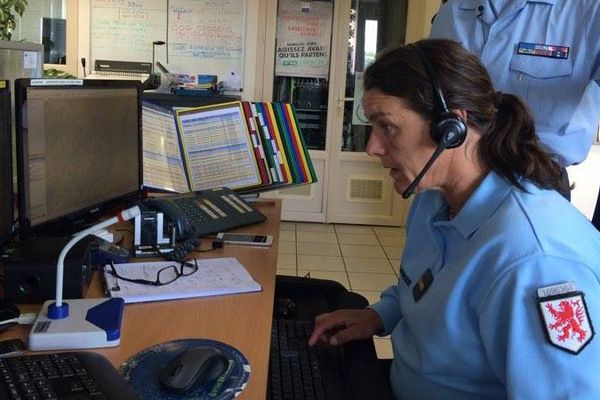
143 197 194 240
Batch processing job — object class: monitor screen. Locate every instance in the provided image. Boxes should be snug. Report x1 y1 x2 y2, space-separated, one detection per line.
15 79 143 236
0 80 14 248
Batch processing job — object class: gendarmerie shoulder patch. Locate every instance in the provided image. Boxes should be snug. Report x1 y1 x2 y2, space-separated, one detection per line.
537 282 595 354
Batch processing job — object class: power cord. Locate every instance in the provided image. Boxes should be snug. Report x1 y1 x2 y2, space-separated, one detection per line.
0 313 37 326
0 312 37 333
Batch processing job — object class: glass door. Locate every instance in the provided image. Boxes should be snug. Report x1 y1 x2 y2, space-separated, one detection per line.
325 0 410 225
266 0 410 225
268 0 335 222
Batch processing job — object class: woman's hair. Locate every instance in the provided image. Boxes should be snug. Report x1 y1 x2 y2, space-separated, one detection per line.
363 38 567 193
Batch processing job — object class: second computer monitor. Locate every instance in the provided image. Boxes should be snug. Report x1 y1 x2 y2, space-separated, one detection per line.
0 80 14 249
15 78 143 236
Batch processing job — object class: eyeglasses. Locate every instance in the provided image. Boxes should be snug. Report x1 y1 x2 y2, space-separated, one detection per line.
106 259 198 286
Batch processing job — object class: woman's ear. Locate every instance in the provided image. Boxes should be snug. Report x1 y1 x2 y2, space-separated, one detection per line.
452 108 468 122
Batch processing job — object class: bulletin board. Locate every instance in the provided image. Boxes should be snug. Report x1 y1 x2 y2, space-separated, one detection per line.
90 0 246 90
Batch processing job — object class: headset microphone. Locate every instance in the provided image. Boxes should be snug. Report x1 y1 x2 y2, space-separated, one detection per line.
401 141 445 199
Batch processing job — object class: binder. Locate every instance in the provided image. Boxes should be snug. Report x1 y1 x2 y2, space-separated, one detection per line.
142 99 317 194
258 102 290 184
284 103 317 183
174 101 263 191
272 102 305 184
252 103 282 183
242 101 271 185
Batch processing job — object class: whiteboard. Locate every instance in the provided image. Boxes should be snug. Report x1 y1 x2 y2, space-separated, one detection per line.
90 0 246 90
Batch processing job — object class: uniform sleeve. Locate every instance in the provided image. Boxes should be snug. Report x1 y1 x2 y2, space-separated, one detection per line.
479 256 600 399
368 284 403 336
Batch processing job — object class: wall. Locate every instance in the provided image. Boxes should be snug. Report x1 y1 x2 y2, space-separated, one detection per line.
76 0 265 100
405 0 439 43
13 0 78 75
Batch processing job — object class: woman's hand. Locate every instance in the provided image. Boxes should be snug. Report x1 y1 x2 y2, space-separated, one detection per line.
307 308 384 346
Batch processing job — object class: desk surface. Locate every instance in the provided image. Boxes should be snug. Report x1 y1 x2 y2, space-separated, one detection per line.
5 199 281 400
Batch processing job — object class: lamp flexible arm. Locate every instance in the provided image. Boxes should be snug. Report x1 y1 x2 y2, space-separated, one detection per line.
54 206 141 307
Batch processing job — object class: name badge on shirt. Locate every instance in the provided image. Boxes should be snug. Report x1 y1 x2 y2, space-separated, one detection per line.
412 268 433 302
537 282 595 354
517 42 570 59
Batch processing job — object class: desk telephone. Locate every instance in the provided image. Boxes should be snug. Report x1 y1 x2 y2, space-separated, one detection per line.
143 187 267 241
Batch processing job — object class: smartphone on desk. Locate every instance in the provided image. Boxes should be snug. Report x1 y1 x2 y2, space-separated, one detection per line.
216 233 273 247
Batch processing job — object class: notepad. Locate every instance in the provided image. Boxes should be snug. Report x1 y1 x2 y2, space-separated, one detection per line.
102 257 262 304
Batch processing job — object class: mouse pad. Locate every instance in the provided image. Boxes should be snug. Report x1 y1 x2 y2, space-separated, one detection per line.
120 338 250 399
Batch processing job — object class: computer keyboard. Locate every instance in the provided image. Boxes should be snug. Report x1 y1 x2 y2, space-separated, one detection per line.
0 351 138 400
269 319 348 400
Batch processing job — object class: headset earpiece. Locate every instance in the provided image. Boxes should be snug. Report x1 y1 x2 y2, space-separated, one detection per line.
413 45 467 149
431 111 467 149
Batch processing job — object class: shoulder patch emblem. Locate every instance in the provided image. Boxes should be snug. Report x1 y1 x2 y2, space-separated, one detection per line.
537 285 595 354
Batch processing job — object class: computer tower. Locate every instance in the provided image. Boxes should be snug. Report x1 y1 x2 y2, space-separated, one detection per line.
3 236 94 304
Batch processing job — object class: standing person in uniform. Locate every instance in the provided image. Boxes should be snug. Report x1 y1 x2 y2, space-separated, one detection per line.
308 39 600 399
431 0 600 198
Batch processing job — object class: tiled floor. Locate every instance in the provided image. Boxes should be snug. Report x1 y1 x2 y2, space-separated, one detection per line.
277 221 407 360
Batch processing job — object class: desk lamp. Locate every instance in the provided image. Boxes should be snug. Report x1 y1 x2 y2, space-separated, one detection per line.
28 206 141 351
152 40 166 88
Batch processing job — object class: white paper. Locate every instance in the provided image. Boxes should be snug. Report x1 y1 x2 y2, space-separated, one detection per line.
103 257 262 303
24 51 38 69
142 105 189 193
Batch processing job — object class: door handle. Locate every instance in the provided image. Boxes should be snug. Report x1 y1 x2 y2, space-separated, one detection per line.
337 88 346 110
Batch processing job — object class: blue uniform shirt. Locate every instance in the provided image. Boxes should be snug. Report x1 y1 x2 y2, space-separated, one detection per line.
370 172 600 399
430 0 600 166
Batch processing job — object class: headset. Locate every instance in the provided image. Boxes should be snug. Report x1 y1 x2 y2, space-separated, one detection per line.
401 45 467 198
414 45 467 150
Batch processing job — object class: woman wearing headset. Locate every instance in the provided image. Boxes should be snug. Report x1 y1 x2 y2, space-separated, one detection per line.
308 39 600 399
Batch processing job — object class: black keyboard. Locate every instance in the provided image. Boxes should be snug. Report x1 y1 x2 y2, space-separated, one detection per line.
0 351 138 400
269 319 349 400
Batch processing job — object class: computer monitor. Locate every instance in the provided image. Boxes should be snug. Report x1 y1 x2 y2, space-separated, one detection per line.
0 80 15 249
15 78 143 237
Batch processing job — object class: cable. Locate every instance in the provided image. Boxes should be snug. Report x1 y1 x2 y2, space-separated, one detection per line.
165 235 201 262
0 312 37 327
163 236 224 262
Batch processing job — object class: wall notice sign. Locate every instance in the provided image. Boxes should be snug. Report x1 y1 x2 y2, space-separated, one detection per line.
23 51 38 69
275 0 333 79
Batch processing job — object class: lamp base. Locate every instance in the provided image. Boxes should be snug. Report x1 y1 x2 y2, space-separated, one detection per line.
28 298 125 351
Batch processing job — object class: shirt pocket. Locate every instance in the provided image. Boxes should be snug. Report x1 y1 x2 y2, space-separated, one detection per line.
509 53 573 83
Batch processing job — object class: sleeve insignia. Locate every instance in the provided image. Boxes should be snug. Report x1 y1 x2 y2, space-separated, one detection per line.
537 283 595 354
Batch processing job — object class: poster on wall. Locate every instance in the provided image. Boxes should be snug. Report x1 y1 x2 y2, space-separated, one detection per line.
275 0 333 79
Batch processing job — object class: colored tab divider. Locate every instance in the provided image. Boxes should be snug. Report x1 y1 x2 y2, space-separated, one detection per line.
240 101 318 193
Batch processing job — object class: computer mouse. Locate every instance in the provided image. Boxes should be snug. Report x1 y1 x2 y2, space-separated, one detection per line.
159 346 229 395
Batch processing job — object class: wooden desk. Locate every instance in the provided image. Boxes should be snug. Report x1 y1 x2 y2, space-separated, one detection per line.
4 199 281 399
